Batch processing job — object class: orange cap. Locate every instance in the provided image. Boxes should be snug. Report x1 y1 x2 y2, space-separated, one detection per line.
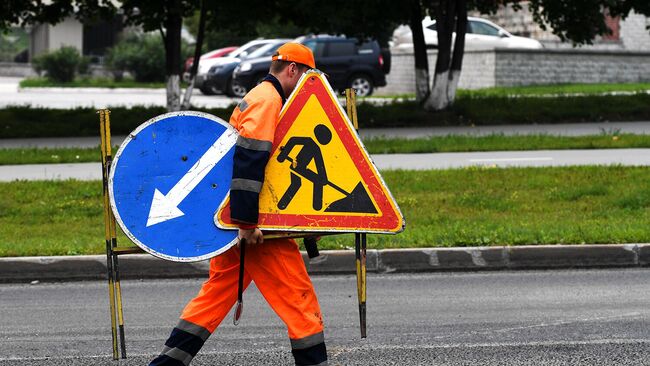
271 43 316 69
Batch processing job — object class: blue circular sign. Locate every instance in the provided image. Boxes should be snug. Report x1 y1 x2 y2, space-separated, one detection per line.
109 111 238 262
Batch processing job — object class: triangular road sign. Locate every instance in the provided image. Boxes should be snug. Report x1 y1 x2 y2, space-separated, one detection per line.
215 70 404 234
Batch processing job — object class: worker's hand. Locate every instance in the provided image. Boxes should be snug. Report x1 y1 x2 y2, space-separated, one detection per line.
238 228 263 246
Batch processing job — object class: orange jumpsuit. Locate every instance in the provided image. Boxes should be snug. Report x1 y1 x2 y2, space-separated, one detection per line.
150 75 327 366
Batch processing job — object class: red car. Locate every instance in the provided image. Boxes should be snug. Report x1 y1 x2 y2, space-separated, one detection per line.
184 46 238 74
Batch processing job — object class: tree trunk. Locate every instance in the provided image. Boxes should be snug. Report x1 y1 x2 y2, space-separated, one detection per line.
424 0 456 111
410 0 429 102
165 0 183 112
447 0 467 104
181 0 206 110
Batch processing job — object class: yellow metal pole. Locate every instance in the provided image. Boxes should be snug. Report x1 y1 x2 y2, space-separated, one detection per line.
99 109 119 360
346 88 366 338
102 110 128 359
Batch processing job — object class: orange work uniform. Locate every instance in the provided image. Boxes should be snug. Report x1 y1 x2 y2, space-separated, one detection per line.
150 74 327 366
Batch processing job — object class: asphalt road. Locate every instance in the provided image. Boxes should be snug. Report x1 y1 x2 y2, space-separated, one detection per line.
1 148 649 181
1 269 650 365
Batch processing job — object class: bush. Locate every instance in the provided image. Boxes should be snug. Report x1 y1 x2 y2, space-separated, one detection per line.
32 46 89 83
106 33 166 82
106 33 191 83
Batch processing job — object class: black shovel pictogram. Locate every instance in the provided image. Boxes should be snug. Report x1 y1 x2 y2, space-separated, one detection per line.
276 124 377 214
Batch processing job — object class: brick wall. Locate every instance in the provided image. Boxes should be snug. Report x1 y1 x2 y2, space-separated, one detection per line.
376 48 650 95
376 49 496 95
494 49 650 86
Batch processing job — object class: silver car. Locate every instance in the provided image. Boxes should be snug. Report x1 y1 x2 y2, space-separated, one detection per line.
392 16 543 50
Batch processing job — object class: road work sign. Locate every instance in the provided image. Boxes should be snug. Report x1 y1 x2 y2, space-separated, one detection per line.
109 111 238 262
216 71 404 234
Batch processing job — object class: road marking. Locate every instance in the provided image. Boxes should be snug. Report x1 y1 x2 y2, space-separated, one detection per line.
146 129 238 227
469 157 553 162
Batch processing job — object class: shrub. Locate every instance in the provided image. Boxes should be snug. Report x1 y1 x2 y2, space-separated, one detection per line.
106 32 192 83
32 46 89 82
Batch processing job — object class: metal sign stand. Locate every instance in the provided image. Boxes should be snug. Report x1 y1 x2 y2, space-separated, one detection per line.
345 89 368 339
99 109 142 360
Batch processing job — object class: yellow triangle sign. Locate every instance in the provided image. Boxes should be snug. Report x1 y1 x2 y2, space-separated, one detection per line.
216 71 404 234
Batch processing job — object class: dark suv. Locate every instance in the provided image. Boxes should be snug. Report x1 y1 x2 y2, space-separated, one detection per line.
231 35 390 97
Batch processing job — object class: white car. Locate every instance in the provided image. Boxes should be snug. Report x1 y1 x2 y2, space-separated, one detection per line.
195 39 277 79
392 16 543 50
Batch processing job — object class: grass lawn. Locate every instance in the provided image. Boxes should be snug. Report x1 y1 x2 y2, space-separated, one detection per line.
362 133 649 154
1 133 649 165
457 82 650 98
0 146 114 165
364 82 650 100
19 77 175 89
1 166 649 257
21 78 650 97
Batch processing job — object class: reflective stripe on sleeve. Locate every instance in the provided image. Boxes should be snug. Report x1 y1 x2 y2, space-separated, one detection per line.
231 178 263 193
236 135 273 152
238 99 249 112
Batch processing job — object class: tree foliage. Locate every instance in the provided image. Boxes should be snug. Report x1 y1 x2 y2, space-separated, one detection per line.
527 0 650 44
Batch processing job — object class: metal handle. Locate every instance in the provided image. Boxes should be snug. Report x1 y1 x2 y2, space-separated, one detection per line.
233 238 246 325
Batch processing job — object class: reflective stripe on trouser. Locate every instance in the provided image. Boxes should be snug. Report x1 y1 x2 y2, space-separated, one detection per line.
291 331 328 366
160 238 326 365
149 319 210 366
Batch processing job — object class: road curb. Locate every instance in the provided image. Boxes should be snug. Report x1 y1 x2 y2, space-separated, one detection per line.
1 244 649 283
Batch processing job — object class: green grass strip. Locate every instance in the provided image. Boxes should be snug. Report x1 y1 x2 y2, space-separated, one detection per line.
19 77 176 89
22 78 650 96
362 133 649 154
364 82 650 100
1 166 650 257
1 134 649 165
0 147 107 165
457 82 650 98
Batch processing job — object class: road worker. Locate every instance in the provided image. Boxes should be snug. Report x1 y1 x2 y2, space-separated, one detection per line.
149 43 328 366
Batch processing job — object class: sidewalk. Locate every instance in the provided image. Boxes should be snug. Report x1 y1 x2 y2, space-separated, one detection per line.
1 244 649 283
2 121 650 149
2 148 650 181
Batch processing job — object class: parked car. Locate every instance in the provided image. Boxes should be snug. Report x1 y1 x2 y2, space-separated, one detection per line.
231 35 390 97
392 16 543 50
202 39 290 96
184 46 238 77
195 39 278 95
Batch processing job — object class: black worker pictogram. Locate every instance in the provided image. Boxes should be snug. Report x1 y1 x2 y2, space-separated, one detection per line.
276 124 377 214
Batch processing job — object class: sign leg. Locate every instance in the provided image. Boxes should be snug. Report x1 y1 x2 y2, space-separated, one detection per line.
105 245 119 359
99 110 119 360
112 249 127 358
355 233 367 338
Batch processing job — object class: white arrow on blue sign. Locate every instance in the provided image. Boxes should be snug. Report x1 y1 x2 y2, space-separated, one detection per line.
109 111 238 262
